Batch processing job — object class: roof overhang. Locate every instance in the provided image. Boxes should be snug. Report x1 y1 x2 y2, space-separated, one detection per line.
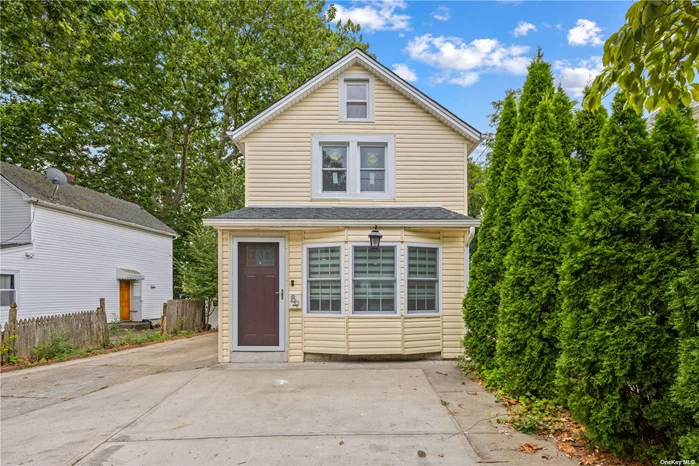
116 268 145 281
203 219 480 229
228 49 482 149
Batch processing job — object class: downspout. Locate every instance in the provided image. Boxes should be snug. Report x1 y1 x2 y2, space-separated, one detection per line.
464 226 477 294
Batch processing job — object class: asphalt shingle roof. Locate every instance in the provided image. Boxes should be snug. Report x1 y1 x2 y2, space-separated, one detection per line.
210 206 474 222
1 162 176 236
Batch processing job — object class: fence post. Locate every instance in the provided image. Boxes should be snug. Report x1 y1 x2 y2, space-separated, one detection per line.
2 302 18 362
161 302 168 335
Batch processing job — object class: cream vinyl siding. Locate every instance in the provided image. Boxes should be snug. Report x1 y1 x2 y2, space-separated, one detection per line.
242 64 469 214
217 227 465 362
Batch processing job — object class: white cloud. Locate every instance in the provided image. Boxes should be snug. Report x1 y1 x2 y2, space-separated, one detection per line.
554 56 603 97
391 63 418 82
334 0 411 32
556 24 562 30
432 5 450 21
405 34 530 78
567 19 603 46
513 21 536 37
447 72 480 87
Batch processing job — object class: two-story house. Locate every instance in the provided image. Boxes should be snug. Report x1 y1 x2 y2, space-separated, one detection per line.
204 49 482 363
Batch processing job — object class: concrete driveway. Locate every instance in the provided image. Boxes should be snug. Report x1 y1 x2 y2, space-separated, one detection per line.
1 334 577 466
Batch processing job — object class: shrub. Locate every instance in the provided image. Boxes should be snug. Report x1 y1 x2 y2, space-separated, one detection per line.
31 333 78 361
463 93 517 371
493 95 573 398
557 97 698 459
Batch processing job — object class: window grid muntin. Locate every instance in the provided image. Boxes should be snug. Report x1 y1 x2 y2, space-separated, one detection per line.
359 144 386 193
406 246 440 314
352 245 397 314
307 246 343 314
344 79 368 119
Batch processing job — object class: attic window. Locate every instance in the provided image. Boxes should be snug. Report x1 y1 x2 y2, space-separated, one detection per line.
340 73 374 122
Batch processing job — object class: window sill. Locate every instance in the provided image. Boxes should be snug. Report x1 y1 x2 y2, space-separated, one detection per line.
338 118 375 123
404 312 441 317
311 192 395 200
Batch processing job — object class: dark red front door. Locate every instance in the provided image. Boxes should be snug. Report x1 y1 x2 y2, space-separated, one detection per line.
238 242 279 347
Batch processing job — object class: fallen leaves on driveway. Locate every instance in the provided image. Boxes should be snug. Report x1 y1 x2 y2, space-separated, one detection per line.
519 442 544 454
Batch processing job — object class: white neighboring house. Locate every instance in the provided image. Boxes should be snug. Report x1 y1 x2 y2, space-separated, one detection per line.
0 162 176 324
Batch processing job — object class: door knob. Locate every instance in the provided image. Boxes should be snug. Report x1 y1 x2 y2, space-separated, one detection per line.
275 289 284 300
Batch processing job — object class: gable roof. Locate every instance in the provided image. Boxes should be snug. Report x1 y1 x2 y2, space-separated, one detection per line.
229 48 482 147
0 162 177 237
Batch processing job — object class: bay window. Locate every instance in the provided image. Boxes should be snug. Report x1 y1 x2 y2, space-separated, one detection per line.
306 245 343 315
406 245 440 314
351 245 398 314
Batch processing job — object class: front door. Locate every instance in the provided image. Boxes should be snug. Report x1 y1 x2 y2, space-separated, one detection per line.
238 242 279 347
119 281 131 320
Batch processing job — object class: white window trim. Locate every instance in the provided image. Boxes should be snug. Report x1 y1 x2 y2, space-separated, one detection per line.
231 236 287 352
349 242 400 317
303 243 345 317
312 134 395 200
403 243 442 317
339 73 374 122
0 270 20 312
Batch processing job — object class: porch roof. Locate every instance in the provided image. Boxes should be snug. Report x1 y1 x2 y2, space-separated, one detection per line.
203 206 479 228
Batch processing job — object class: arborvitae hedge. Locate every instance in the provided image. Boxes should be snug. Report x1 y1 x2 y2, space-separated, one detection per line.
463 94 517 371
659 106 699 459
553 85 574 158
557 96 698 459
671 225 699 458
492 53 553 304
493 96 573 397
571 86 607 180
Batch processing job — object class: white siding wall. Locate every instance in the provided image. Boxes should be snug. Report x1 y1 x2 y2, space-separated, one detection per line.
0 205 173 323
1 179 32 244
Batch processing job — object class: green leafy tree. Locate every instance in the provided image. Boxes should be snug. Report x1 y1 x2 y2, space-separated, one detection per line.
572 86 608 180
557 97 698 459
1 0 367 295
463 94 517 371
493 96 573 397
586 0 699 113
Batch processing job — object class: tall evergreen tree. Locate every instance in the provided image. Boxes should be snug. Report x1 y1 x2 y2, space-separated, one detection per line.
557 97 698 458
493 96 574 397
553 85 575 159
671 226 699 459
571 86 608 180
463 94 517 371
492 50 554 305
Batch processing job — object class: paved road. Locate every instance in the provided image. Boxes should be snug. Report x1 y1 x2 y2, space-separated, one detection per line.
1 334 576 466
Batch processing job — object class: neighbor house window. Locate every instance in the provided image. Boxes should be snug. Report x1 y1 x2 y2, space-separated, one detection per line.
312 135 394 199
306 245 343 315
406 246 440 314
339 73 373 122
351 245 397 314
0 273 18 309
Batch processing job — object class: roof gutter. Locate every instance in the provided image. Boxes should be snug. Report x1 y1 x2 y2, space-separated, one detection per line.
31 200 178 238
202 218 480 229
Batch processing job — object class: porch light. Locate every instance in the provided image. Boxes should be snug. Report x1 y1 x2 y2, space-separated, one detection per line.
369 225 382 249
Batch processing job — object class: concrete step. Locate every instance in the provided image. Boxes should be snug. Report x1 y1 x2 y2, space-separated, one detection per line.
117 321 151 331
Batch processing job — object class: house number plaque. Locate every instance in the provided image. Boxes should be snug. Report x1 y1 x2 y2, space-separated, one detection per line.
288 292 301 309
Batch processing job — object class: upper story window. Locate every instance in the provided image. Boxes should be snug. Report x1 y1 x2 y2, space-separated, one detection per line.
339 73 374 122
312 135 395 200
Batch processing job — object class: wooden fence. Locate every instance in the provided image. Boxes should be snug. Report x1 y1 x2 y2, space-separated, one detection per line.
161 299 205 334
1 300 110 361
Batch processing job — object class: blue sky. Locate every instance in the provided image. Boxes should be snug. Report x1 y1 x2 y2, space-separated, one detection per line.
330 0 630 151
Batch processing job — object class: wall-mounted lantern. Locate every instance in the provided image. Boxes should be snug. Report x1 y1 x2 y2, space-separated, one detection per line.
369 225 382 249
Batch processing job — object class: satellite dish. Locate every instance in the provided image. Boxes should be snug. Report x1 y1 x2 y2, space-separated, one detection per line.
44 168 68 198
45 167 68 186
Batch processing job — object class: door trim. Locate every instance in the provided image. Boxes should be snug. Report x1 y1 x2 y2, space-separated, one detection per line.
231 236 286 352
